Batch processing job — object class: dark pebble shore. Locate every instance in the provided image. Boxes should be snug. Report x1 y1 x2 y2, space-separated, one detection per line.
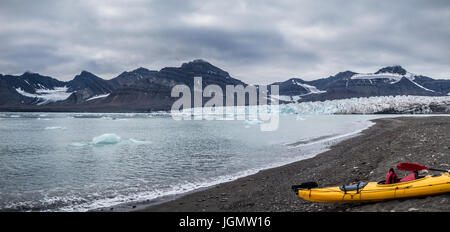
136 116 449 212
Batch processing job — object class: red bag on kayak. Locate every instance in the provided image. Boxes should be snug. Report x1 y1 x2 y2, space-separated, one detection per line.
400 172 417 182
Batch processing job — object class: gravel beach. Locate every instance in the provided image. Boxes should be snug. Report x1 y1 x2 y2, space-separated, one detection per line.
136 116 449 212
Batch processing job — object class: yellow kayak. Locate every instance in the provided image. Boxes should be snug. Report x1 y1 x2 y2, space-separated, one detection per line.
293 173 450 203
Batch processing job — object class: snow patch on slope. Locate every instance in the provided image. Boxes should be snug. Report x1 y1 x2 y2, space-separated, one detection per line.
351 71 415 83
406 78 435 92
15 87 72 105
270 95 302 102
86 94 110 101
272 80 326 102
351 71 435 92
291 80 326 94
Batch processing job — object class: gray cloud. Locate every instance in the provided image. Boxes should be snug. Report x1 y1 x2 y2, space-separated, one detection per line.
0 0 449 83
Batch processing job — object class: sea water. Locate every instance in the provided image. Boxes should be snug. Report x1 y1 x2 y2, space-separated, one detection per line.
0 112 388 211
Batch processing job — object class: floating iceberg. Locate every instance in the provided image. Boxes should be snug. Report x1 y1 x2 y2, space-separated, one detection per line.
69 134 122 147
92 134 121 145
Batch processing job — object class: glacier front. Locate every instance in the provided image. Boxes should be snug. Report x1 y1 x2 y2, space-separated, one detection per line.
172 95 450 117
280 95 450 114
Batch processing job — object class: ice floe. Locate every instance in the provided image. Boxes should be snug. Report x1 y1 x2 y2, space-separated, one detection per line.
70 134 151 147
92 134 121 145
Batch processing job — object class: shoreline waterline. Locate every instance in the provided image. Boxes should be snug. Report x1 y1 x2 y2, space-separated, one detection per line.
98 119 377 212
137 116 450 212
1 114 448 212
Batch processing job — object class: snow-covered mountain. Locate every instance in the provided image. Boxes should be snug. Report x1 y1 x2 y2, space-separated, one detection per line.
0 62 449 113
0 67 158 106
272 65 450 103
0 72 68 105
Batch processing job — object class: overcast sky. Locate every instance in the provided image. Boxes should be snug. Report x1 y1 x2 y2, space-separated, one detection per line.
0 0 449 84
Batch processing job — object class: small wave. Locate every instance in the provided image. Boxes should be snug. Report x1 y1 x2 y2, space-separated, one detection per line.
114 118 129 121
99 116 129 121
60 153 331 212
286 123 374 148
244 119 261 126
296 116 306 121
73 115 103 119
286 134 340 147
3 194 88 212
55 169 261 212
69 142 89 147
128 139 151 145
45 126 67 130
